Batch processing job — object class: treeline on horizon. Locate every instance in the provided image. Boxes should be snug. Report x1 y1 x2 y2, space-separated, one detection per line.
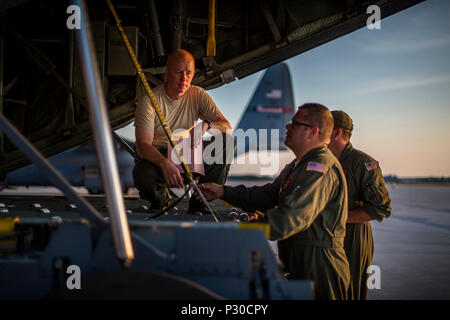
384 175 450 184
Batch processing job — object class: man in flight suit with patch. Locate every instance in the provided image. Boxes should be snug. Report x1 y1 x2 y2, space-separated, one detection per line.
197 103 351 300
328 110 391 300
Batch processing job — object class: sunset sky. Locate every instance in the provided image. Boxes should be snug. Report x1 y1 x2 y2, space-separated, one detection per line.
118 0 450 177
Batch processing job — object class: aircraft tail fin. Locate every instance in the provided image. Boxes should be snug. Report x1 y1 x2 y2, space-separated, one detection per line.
234 63 295 155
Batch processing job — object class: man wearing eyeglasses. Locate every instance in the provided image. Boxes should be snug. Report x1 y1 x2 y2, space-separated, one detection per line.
328 110 391 300
197 103 350 300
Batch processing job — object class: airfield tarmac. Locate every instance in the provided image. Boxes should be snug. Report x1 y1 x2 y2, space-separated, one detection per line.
368 184 450 300
1 183 449 300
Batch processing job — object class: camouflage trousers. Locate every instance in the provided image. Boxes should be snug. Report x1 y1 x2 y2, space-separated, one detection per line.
133 133 235 209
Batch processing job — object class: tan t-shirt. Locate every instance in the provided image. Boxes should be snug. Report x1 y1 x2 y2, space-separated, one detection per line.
134 84 219 148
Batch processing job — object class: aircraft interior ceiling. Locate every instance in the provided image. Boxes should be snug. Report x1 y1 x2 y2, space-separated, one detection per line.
0 0 423 174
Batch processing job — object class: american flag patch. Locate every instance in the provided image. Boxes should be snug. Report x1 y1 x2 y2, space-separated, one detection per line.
306 162 325 173
365 161 378 171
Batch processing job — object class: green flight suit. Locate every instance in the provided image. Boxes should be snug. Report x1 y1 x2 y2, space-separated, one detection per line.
339 142 391 300
223 146 350 300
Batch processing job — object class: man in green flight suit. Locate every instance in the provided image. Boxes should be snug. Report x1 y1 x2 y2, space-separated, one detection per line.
197 103 350 300
328 110 392 300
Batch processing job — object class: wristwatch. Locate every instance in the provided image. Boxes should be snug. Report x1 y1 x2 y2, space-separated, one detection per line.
205 120 212 131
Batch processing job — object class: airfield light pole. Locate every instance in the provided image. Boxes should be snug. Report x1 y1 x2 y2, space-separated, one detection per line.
73 0 134 268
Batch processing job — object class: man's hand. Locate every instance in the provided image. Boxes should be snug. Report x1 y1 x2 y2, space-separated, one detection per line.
160 159 184 188
347 207 373 223
247 213 261 221
195 182 224 201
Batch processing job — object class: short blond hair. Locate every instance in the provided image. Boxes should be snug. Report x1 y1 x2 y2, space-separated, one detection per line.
166 49 195 69
298 103 333 142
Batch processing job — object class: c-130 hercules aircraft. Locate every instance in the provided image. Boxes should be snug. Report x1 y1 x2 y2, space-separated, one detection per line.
0 0 422 299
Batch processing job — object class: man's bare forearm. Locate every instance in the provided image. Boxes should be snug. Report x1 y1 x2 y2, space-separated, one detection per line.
211 120 232 134
137 143 166 167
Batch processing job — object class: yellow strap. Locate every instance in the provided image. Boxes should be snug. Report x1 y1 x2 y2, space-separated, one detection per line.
105 0 194 182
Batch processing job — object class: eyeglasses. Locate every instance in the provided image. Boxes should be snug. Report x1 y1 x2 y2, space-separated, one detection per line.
289 120 315 128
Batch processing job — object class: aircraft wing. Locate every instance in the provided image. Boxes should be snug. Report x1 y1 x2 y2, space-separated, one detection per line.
0 0 423 174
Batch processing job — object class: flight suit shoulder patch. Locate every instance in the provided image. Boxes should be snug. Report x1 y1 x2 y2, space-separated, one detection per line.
364 161 378 171
306 161 325 173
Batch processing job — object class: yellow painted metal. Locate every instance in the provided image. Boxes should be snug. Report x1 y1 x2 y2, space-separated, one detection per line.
238 222 270 239
206 0 216 56
0 217 19 253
